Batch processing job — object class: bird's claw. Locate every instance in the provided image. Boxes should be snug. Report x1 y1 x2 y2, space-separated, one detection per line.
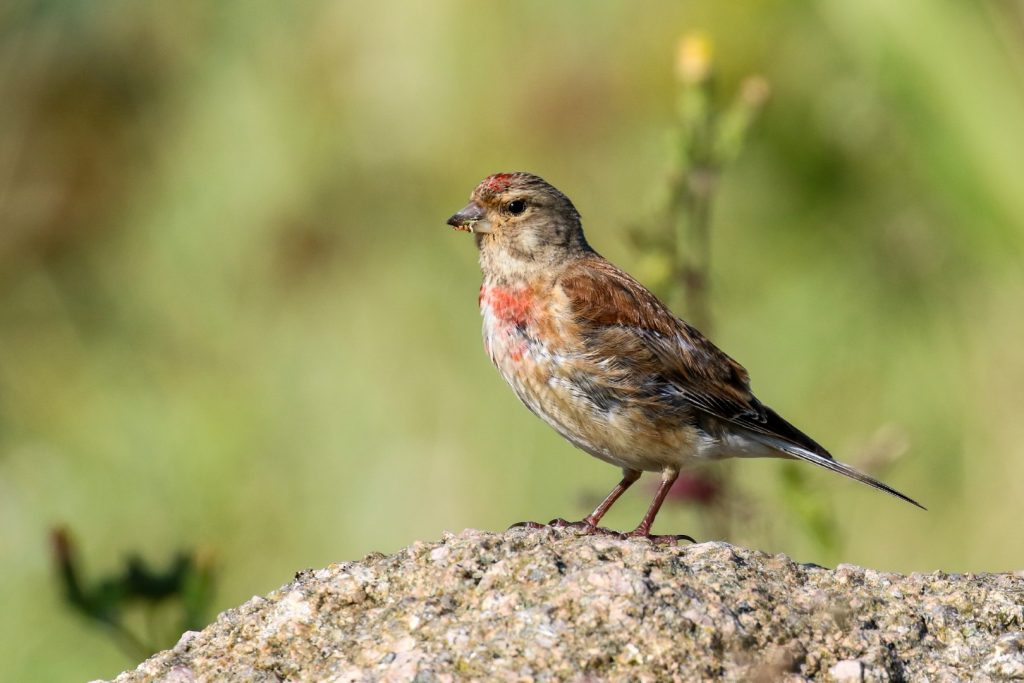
511 519 684 540
623 531 696 544
547 518 591 530
510 518 598 533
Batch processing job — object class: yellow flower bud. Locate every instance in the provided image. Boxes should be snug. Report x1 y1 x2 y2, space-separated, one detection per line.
676 33 712 85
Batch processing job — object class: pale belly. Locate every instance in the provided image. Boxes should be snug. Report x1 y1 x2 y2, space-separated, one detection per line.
481 309 712 472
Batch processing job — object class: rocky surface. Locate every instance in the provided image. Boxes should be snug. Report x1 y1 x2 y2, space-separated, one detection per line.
109 528 1024 682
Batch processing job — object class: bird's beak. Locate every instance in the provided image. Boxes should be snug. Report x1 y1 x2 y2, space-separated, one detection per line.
446 201 492 234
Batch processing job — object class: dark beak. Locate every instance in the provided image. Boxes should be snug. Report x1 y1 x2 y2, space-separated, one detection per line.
446 201 492 234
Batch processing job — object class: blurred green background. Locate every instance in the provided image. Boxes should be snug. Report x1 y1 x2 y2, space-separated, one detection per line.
3 1 1024 679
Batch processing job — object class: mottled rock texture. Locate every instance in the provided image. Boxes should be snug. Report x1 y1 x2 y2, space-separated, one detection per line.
110 528 1024 682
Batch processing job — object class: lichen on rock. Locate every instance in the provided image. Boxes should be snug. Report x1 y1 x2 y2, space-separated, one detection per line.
109 528 1024 682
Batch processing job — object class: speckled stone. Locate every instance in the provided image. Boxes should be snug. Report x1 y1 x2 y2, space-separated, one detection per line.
108 528 1024 682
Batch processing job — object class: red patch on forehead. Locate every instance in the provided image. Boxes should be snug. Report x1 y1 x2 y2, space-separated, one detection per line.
482 173 515 193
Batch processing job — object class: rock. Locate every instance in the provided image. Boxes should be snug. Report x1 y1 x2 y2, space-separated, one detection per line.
827 659 865 682
109 528 1024 682
985 633 1024 679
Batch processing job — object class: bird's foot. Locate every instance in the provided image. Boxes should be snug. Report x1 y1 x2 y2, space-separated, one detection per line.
622 530 697 545
549 518 629 537
508 519 623 537
547 517 592 530
510 518 595 532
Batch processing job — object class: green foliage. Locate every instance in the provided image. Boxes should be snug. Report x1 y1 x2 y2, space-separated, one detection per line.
630 33 845 555
778 464 841 562
51 528 216 661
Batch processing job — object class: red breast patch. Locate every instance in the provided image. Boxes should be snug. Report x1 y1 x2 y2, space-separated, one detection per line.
481 285 534 325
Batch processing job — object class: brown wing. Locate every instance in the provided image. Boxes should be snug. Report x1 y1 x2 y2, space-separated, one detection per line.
557 254 831 457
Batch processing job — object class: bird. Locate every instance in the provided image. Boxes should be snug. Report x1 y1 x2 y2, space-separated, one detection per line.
446 172 924 540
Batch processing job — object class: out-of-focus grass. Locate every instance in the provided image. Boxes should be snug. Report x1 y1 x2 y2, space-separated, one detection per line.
2 1 1023 679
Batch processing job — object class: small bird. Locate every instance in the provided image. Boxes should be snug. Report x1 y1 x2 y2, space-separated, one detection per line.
447 172 923 540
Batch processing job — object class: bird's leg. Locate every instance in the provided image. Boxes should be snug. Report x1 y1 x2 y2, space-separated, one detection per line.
626 466 695 543
546 468 642 535
582 468 642 528
513 469 642 535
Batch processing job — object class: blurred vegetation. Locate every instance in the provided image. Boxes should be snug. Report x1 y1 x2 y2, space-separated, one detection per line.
2 1 1024 679
630 32 773 546
51 527 215 661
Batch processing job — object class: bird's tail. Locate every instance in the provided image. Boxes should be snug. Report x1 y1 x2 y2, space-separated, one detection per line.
770 439 926 510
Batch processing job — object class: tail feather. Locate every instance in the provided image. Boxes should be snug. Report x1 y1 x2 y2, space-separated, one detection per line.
776 441 926 510
748 406 925 510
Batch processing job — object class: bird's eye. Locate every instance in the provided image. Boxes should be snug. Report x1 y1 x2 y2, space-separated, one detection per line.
506 199 527 215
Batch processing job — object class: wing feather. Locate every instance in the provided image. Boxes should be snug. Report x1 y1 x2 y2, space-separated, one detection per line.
554 254 924 509
558 255 826 456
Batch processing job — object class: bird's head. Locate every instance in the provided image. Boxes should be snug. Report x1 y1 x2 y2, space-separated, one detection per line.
447 172 590 273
